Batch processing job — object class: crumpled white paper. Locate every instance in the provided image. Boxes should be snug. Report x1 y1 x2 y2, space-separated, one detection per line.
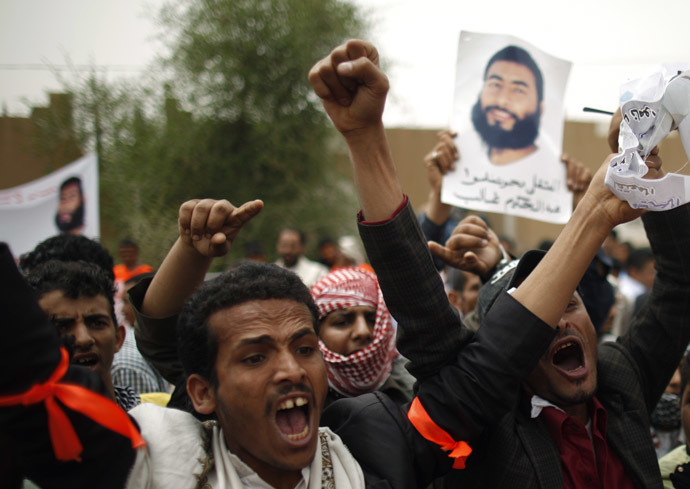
606 65 690 210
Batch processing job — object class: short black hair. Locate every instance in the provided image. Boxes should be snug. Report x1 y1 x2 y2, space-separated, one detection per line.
59 176 83 194
19 234 115 281
118 238 138 250
484 45 544 102
626 247 653 271
445 268 469 293
280 228 306 246
26 260 117 327
177 262 319 387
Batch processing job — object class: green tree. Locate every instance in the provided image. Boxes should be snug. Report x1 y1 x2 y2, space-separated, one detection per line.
65 0 365 268
151 0 365 269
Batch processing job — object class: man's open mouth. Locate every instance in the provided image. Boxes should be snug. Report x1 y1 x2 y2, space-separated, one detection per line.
275 396 311 442
72 352 99 369
551 339 585 374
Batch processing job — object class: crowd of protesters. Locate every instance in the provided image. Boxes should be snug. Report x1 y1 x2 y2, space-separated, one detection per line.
3 38 690 489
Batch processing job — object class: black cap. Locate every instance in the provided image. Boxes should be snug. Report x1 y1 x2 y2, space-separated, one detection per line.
476 250 596 324
474 250 543 323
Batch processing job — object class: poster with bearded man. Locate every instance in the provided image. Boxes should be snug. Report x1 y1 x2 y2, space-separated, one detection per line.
0 154 99 258
441 31 572 223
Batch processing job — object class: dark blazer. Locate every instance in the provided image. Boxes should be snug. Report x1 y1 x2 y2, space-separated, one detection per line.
323 202 555 489
351 201 690 489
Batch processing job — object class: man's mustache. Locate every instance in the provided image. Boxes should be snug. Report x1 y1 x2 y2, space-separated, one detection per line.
483 105 519 122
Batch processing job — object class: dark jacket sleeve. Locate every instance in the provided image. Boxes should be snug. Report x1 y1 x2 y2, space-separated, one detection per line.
416 292 554 441
359 202 473 381
0 243 136 489
612 203 690 413
418 213 448 271
129 277 184 384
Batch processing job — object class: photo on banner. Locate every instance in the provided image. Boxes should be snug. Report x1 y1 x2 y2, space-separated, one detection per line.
442 31 573 223
0 154 100 259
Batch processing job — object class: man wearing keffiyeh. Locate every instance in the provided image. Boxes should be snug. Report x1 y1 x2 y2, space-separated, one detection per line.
310 268 402 402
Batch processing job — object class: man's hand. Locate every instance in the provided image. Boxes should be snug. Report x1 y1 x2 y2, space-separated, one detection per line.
178 199 264 257
424 129 458 225
580 152 664 229
428 216 502 281
308 40 389 138
561 153 592 209
425 130 459 195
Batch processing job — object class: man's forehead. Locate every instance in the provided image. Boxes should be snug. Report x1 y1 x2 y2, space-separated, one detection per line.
61 183 81 195
209 299 316 344
486 60 537 86
279 230 300 240
38 289 111 316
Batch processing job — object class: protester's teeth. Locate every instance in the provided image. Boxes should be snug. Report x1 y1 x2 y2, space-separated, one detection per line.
286 424 309 441
278 397 308 411
556 342 575 352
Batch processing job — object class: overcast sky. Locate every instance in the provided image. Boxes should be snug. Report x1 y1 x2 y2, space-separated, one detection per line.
2 0 689 128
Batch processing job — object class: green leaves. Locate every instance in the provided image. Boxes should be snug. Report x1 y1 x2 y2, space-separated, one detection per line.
63 0 364 268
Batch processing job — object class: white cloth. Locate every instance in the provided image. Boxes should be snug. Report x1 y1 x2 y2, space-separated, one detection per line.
125 404 365 489
275 256 329 288
530 395 593 439
529 394 566 419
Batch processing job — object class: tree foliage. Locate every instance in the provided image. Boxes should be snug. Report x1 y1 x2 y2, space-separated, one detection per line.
67 0 365 268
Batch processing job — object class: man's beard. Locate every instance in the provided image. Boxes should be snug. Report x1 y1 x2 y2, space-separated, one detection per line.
471 98 540 150
55 201 85 233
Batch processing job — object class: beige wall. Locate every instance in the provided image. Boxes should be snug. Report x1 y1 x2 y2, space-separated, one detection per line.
0 93 82 190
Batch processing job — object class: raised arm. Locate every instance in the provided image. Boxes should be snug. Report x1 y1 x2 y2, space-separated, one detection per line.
308 39 402 221
132 198 262 383
141 198 263 317
311 40 474 378
423 130 458 227
512 155 658 325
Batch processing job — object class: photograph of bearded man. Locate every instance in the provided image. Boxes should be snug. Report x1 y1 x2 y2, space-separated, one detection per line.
55 176 85 235
471 45 544 165
441 31 572 224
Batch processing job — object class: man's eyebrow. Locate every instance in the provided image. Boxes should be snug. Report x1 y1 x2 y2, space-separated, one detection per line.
290 328 317 342
51 316 75 325
236 335 275 348
234 328 316 348
84 313 112 322
510 79 530 89
486 74 531 89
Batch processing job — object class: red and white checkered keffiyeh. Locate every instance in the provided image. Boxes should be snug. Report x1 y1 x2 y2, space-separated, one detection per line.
310 267 397 397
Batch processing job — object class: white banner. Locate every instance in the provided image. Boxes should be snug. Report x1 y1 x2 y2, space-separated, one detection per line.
443 31 573 223
0 154 100 259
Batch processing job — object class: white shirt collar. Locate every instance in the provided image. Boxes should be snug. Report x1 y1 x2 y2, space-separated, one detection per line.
530 395 593 437
530 394 566 419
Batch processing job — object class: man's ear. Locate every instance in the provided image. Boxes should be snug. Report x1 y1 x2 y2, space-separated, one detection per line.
114 324 126 352
187 374 217 415
539 101 545 117
447 290 463 312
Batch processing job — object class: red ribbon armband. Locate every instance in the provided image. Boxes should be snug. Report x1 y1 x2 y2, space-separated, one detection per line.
407 397 472 469
0 347 145 461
